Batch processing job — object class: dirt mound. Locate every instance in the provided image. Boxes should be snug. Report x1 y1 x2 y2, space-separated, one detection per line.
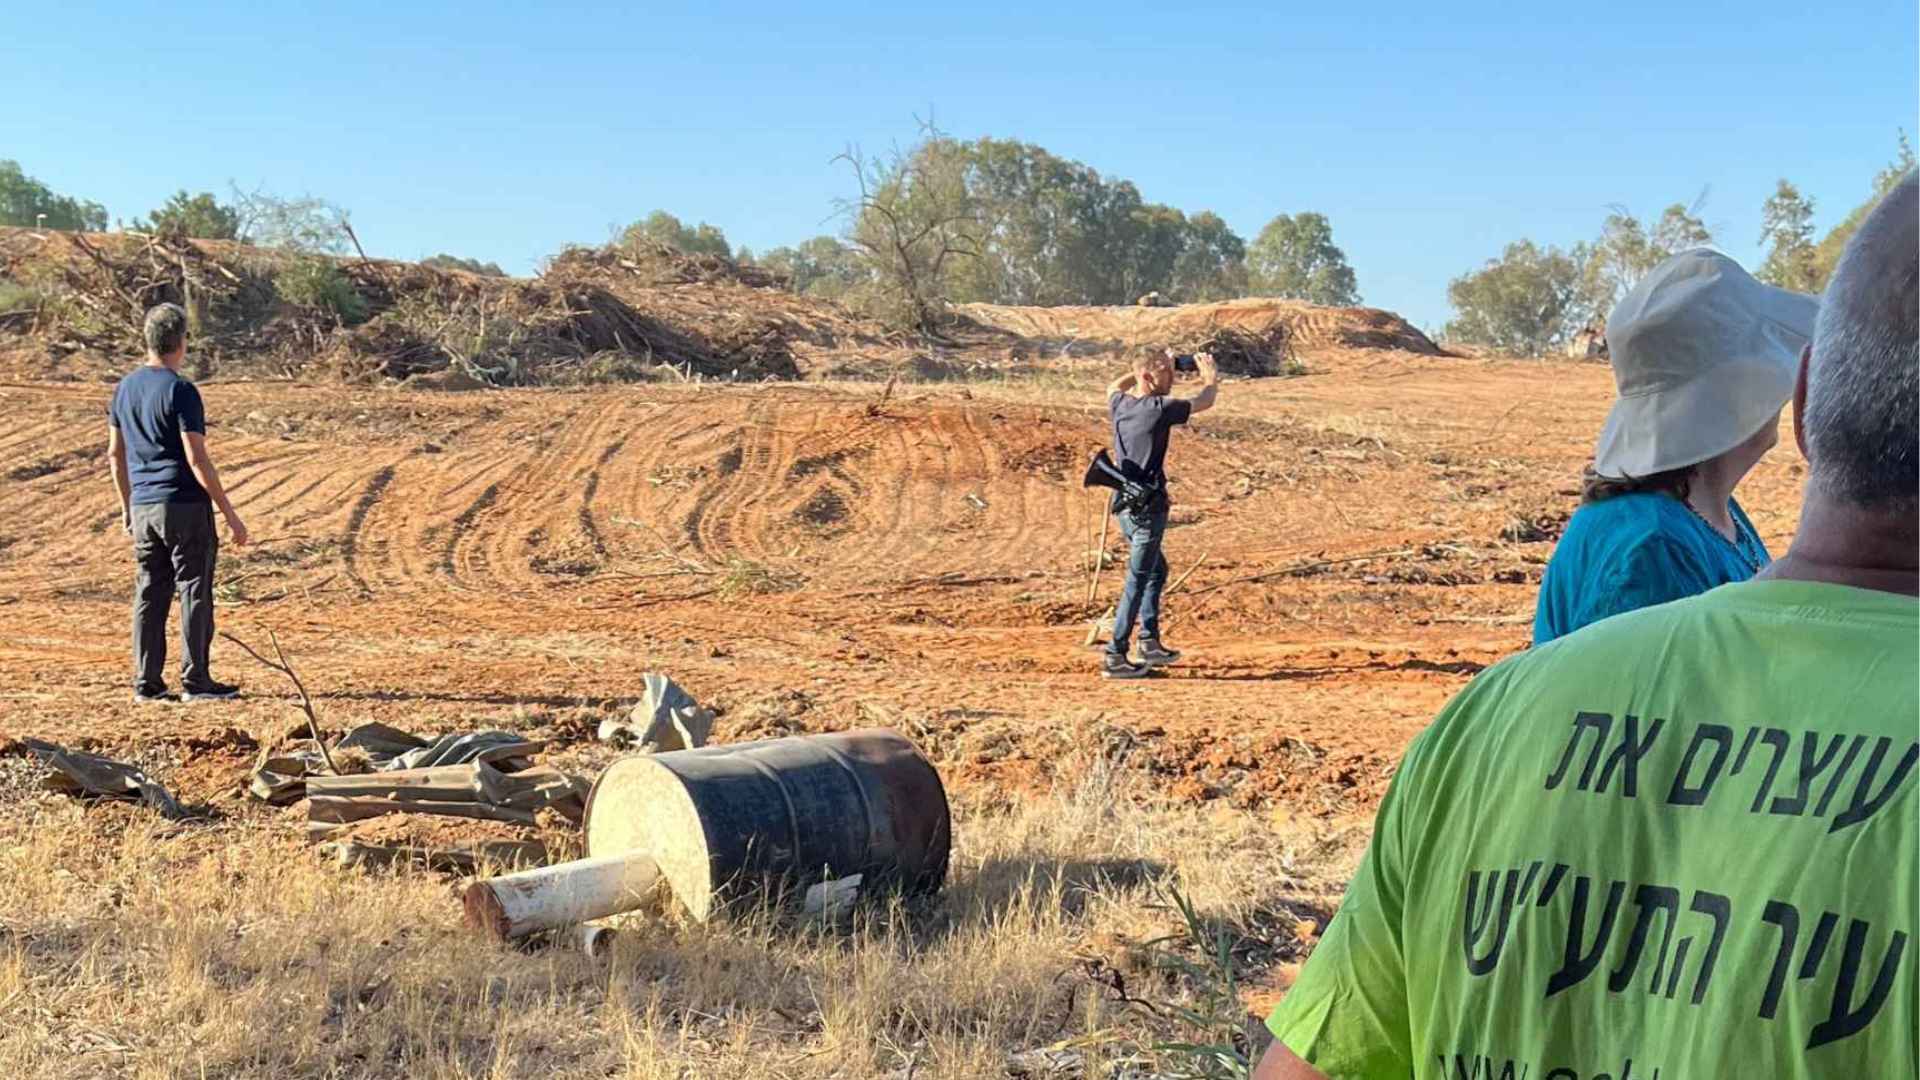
0 228 902 385
955 297 1445 367
2 228 1445 389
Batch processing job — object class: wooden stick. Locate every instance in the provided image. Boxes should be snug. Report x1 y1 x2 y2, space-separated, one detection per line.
341 220 382 280
64 232 142 316
1165 550 1211 596
1086 499 1111 605
219 629 338 775
1083 604 1114 648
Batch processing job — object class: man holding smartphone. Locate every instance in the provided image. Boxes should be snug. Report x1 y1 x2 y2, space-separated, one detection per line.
1099 346 1219 678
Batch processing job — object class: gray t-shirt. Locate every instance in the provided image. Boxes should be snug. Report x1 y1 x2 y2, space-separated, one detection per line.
1108 391 1191 494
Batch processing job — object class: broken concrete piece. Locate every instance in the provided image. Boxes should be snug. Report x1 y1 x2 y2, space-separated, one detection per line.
597 673 713 752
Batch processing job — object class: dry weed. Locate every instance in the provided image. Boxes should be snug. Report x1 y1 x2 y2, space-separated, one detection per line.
0 756 1360 1079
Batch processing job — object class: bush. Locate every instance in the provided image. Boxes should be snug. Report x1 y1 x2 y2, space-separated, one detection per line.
0 278 41 313
274 258 367 323
0 277 52 333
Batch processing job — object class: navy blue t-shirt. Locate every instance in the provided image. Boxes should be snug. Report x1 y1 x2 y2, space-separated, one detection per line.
1108 391 1192 484
108 366 208 505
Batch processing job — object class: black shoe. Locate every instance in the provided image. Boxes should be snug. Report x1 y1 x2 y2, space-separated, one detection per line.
1101 654 1150 680
1137 640 1182 666
181 680 240 702
133 687 174 704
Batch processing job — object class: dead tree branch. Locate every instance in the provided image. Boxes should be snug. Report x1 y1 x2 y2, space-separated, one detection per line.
220 629 338 775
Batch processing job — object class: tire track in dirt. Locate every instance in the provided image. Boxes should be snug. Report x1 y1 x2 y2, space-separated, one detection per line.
421 396 633 594
682 412 774 564
379 453 515 596
221 445 328 508
858 420 919 575
5 442 104 483
590 407 695 566
439 481 503 584
0 417 70 461
341 464 398 594
476 397 629 589
348 396 575 599
782 415 875 547
576 435 629 559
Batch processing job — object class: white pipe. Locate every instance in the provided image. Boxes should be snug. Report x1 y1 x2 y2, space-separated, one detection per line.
576 922 617 958
464 852 661 940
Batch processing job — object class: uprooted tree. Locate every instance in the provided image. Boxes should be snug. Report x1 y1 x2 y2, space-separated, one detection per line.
834 127 985 334
231 186 353 255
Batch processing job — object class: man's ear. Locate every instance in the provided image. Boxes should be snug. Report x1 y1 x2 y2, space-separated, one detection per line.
1792 343 1811 461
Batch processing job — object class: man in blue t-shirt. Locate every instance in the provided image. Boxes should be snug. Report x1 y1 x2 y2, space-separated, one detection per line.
1099 347 1220 679
107 303 250 702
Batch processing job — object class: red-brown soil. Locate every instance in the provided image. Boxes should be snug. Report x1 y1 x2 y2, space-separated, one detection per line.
0 349 1806 820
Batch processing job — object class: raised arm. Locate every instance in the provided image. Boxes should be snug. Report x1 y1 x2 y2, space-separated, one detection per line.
106 424 131 534
1105 371 1138 399
1182 352 1220 414
183 432 249 547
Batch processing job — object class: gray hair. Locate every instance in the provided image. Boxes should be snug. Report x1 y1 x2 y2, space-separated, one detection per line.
1803 170 1918 508
143 303 189 359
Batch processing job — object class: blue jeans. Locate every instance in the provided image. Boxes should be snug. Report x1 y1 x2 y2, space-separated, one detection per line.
1108 503 1169 657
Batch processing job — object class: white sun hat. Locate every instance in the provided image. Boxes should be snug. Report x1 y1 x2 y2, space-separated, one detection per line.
1593 249 1818 478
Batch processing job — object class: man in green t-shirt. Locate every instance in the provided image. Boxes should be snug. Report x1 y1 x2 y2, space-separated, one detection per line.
1258 173 1920 1079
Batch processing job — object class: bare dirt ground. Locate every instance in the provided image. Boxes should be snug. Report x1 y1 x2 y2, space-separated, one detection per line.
0 335 1811 1077
0 350 1804 811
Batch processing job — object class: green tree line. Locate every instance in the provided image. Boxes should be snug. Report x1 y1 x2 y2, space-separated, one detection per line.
1444 133 1913 355
9 127 1909 344
745 130 1359 330
4 132 1367 336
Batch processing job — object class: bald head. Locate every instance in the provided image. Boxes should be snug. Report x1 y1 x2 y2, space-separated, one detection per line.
1802 170 1919 509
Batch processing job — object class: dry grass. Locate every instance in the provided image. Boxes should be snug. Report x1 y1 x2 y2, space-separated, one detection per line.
0 748 1362 1079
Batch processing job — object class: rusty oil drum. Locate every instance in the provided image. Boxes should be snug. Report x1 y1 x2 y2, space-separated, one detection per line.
583 728 951 920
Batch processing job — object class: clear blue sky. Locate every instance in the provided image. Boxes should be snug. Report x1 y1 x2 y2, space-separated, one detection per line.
7 2 1914 331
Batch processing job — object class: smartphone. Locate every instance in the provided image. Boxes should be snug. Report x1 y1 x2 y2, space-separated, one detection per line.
1172 354 1199 373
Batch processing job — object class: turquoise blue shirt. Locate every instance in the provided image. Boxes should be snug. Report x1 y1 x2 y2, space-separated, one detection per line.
1532 492 1769 645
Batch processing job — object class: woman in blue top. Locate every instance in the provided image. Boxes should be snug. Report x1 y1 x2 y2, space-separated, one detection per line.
1534 250 1818 645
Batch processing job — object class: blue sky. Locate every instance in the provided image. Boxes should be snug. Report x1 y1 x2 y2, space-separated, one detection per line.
6 2 1914 331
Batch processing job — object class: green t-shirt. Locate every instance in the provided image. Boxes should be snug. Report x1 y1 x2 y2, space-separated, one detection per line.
1269 581 1919 1079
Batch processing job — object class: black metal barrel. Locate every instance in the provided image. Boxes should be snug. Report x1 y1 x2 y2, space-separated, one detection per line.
584 728 951 920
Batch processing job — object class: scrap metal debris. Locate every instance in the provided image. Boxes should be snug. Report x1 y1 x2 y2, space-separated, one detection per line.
304 761 588 833
596 673 713 752
19 739 194 821
250 723 540 805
